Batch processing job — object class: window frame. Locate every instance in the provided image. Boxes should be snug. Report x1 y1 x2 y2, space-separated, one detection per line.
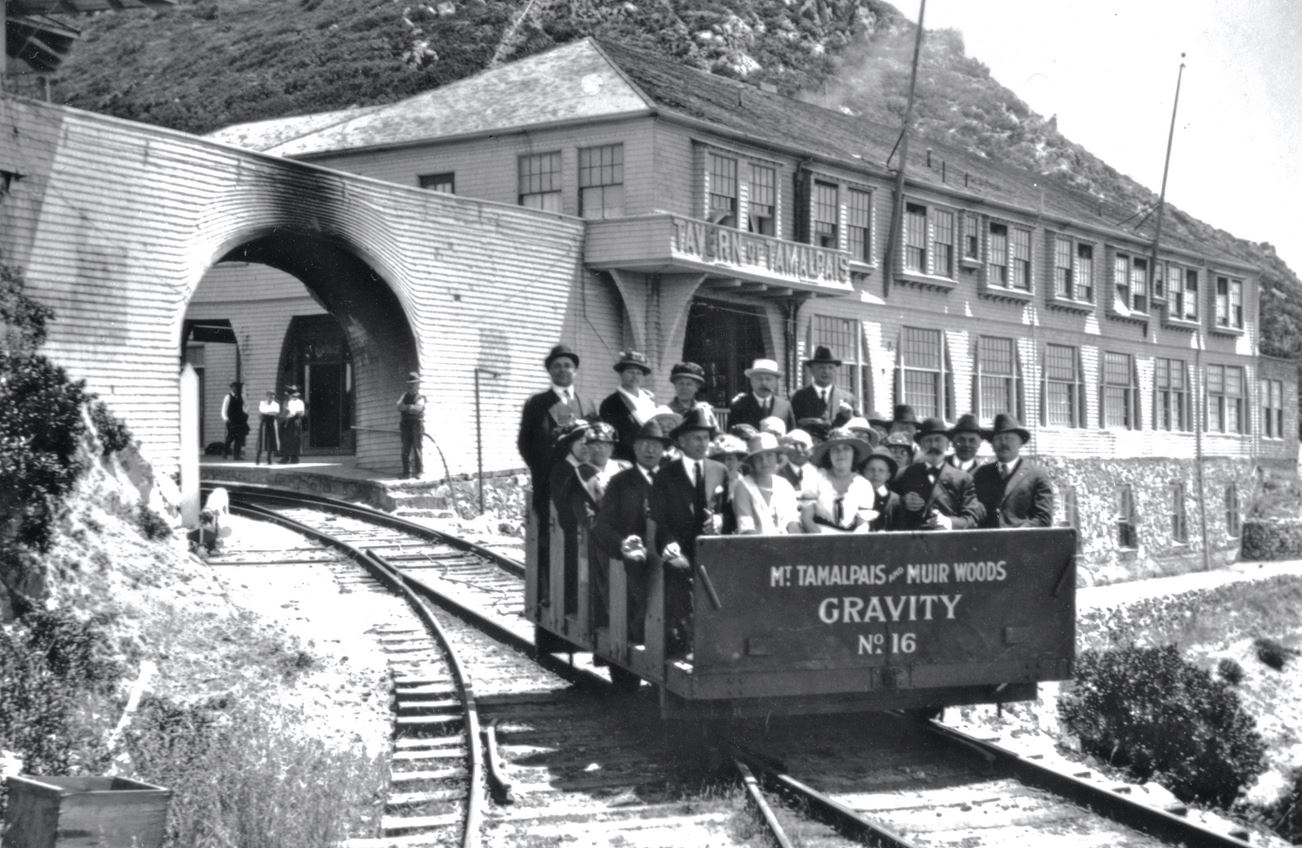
748 162 777 236
811 316 871 408
1046 233 1096 311
1206 363 1247 434
1100 351 1139 430
1213 274 1245 332
982 219 1033 298
975 335 1021 422
1109 250 1151 317
1226 483 1241 538
1164 262 1201 327
1262 377 1285 439
1117 484 1138 549
895 326 951 420
961 213 981 263
517 151 563 212
418 172 455 193
1153 357 1190 432
707 151 739 226
1171 481 1188 544
811 180 840 248
846 186 873 264
577 143 625 220
1041 343 1085 428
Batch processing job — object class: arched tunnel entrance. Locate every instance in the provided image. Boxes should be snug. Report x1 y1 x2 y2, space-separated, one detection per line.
183 230 419 469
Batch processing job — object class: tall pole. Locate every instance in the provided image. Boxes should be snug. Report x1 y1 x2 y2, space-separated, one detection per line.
1148 54 1185 298
474 368 484 513
883 0 927 297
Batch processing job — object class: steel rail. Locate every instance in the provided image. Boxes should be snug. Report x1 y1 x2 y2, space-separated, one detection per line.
732 758 794 848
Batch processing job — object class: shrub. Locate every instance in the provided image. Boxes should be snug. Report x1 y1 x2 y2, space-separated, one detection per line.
1263 767 1302 843
1217 657 1245 686
1240 518 1302 561
1254 637 1293 671
135 505 172 541
1059 645 1266 807
90 399 133 456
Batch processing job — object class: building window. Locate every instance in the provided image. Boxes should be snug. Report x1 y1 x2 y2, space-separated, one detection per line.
1101 351 1138 429
1053 237 1074 299
987 222 1031 290
962 213 980 261
418 172 455 193
748 163 776 236
518 151 562 212
1226 483 1241 537
1059 484 1079 530
1011 226 1031 289
1171 481 1188 544
988 223 1008 285
976 336 1019 421
933 209 955 278
846 187 872 262
1153 358 1190 431
1167 265 1200 322
708 152 738 225
1076 243 1095 302
812 181 839 248
905 203 928 273
1207 364 1247 434
1215 275 1244 330
1112 252 1150 314
812 316 870 409
577 144 624 219
1117 484 1138 549
896 326 949 420
1262 378 1285 439
1042 343 1084 427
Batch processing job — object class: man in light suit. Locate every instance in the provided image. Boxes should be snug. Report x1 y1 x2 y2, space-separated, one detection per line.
650 407 729 657
891 417 983 531
790 345 859 428
728 357 796 433
517 343 596 513
972 413 1054 528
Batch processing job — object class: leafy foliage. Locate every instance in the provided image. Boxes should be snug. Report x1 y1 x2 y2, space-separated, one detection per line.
89 399 133 456
1263 767 1302 843
1059 645 1266 807
1217 657 1245 686
135 504 173 540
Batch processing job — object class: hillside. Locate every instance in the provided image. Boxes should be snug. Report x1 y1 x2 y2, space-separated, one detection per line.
28 0 1302 361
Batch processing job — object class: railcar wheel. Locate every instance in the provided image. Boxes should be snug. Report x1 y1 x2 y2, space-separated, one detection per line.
608 665 643 693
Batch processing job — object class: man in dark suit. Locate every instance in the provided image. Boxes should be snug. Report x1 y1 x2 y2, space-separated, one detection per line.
650 407 729 657
728 357 796 433
790 345 859 427
972 413 1054 528
598 349 655 462
591 419 672 643
517 343 595 513
946 413 985 475
891 417 983 531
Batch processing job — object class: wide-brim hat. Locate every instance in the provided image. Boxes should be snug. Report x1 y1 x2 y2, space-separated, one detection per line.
544 344 580 369
669 406 719 440
613 350 651 374
781 429 814 451
797 417 831 443
744 358 782 378
892 404 919 426
862 446 899 478
983 412 1031 443
759 416 788 437
948 413 982 438
744 431 784 464
709 434 748 459
632 418 674 446
553 419 592 451
842 417 881 448
584 421 618 444
913 416 951 442
804 345 841 367
669 361 706 385
810 427 872 467
729 423 759 441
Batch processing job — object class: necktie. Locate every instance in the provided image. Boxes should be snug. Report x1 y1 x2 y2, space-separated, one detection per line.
693 461 707 516
1000 463 1011 481
763 397 771 414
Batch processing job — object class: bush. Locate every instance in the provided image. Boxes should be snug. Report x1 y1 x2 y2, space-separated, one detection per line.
1263 767 1302 843
1240 518 1302 561
1254 637 1293 671
135 505 172 541
1059 645 1266 807
90 399 133 456
1217 657 1245 686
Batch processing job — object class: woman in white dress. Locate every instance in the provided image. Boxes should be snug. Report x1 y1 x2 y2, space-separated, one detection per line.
800 427 877 533
731 432 802 535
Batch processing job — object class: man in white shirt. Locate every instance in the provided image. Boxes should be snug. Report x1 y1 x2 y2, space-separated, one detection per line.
255 389 280 465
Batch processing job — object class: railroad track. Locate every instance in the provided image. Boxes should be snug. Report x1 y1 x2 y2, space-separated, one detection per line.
210 482 1265 848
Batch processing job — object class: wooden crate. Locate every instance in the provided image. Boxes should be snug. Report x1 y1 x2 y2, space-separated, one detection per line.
3 775 170 848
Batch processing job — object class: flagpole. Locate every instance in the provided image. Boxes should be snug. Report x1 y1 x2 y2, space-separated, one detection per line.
1148 53 1185 301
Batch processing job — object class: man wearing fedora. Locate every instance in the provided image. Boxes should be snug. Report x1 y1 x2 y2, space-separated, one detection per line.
890 417 982 531
591 418 673 644
972 413 1054 528
667 361 707 417
396 371 427 479
517 343 596 513
649 407 730 657
790 345 859 427
598 350 656 462
888 404 920 438
946 413 985 474
728 357 796 433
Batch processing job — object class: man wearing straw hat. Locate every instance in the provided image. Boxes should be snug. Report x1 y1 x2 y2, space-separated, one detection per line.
972 413 1054 528
728 357 795 433
396 371 427 479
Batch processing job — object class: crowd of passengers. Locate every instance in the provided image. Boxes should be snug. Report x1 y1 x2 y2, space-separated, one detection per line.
517 343 1055 657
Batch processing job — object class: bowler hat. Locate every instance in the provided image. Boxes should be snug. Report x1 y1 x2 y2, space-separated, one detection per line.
892 404 919 426
669 361 706 385
863 446 899 478
669 406 719 440
544 344 580 369
632 418 673 445
744 358 782 378
948 413 982 438
984 413 1031 443
810 427 872 468
613 350 651 374
804 345 842 367
913 417 951 441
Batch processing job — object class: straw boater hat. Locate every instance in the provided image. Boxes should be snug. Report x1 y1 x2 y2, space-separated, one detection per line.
632 418 674 445
709 434 748 459
862 446 899 478
913 417 951 442
544 344 580 369
804 345 841 367
744 432 784 465
983 412 1032 443
669 361 706 385
744 358 782 378
613 350 651 374
669 406 719 440
948 413 982 438
810 427 872 468
885 431 914 449
843 416 880 448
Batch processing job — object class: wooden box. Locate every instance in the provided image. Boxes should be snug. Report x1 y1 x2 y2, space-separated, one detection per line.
3 775 170 848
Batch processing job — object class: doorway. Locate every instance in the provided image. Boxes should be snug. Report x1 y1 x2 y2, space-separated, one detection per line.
681 298 767 409
280 315 353 453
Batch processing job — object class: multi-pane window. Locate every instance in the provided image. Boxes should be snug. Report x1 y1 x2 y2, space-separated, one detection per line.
418 172 455 193
1010 226 1031 289
812 316 870 407
1167 265 1200 322
905 203 928 272
962 214 980 260
1215 275 1244 329
812 181 839 248
578 144 624 219
1076 244 1095 301
933 209 955 278
1207 364 1246 433
897 327 948 420
1226 483 1241 537
986 222 1031 290
1153 358 1189 431
518 152 562 211
748 163 776 236
1262 378 1285 438
976 336 1018 420
1101 351 1138 429
1171 481 1188 543
1117 484 1138 548
1042 343 1083 427
1053 237 1074 298
846 187 872 262
708 152 738 225
1112 252 1150 313
988 223 1008 285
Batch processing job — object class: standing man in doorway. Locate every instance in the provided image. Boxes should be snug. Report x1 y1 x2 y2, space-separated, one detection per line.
396 371 427 479
790 346 858 428
221 381 249 460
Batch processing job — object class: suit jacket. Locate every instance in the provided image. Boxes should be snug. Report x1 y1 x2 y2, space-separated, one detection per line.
890 461 983 530
972 458 1054 528
517 387 595 477
868 487 900 532
650 457 730 562
728 392 796 433
790 384 859 427
591 465 655 561
598 390 652 461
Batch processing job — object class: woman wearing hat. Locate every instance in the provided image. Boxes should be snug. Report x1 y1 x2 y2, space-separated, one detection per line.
598 350 655 462
799 428 877 534
667 361 707 417
732 433 801 535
